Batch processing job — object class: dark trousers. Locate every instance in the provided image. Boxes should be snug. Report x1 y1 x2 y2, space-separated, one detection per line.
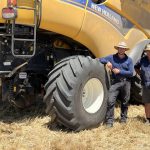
106 80 131 124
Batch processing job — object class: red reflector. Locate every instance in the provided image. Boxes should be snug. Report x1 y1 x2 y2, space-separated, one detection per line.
7 0 17 7
2 8 17 20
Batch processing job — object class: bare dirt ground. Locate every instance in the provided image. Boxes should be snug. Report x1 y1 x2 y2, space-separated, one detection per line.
0 102 150 150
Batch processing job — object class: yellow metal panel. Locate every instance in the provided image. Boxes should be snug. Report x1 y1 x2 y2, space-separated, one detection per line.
16 0 34 25
0 0 149 58
40 0 86 37
106 0 150 37
75 11 124 57
75 5 147 58
120 0 150 36
0 0 7 23
0 0 86 37
16 10 34 25
17 0 34 7
124 27 148 55
106 0 122 10
0 0 34 25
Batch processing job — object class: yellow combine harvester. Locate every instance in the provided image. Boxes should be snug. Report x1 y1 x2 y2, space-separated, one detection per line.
0 0 150 131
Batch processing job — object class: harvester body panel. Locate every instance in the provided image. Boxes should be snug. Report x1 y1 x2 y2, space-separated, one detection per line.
0 0 149 57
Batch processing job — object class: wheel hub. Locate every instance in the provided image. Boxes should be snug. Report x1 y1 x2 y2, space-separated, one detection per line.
82 78 104 114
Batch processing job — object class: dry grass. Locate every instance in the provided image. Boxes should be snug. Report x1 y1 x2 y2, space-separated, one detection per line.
0 102 149 150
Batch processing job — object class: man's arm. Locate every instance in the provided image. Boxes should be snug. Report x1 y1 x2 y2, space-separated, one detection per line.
119 58 134 77
99 55 113 70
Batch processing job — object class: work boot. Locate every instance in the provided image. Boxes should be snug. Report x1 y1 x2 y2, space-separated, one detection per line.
106 123 113 128
120 119 127 124
145 119 150 126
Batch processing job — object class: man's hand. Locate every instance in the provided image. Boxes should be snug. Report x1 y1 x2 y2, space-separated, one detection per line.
106 62 113 70
135 68 141 76
112 68 120 74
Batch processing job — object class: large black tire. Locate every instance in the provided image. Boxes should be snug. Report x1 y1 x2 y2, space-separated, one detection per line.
131 74 142 103
44 56 108 131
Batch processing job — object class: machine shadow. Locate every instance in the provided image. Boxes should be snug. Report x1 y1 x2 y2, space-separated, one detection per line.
0 98 46 124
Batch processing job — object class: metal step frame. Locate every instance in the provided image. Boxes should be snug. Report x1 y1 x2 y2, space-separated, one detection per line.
11 0 38 58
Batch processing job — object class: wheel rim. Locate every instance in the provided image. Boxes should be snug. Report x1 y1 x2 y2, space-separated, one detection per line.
82 78 104 114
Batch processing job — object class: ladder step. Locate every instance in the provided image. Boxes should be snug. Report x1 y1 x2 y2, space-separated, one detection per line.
18 23 36 28
13 38 35 42
10 0 38 58
0 71 11 74
0 34 11 37
0 26 6 29
16 6 36 10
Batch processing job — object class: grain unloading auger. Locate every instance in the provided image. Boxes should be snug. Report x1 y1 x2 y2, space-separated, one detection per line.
0 0 150 131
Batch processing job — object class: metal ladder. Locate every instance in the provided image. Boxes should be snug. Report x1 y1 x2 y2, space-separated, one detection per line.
11 0 39 58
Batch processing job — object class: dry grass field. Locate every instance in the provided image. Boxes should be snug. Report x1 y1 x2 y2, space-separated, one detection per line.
0 101 150 150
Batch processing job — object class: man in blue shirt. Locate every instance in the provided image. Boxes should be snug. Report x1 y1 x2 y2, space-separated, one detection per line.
135 44 150 125
100 41 134 128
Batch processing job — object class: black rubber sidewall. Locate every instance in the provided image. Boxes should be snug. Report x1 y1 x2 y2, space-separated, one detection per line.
73 63 107 129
